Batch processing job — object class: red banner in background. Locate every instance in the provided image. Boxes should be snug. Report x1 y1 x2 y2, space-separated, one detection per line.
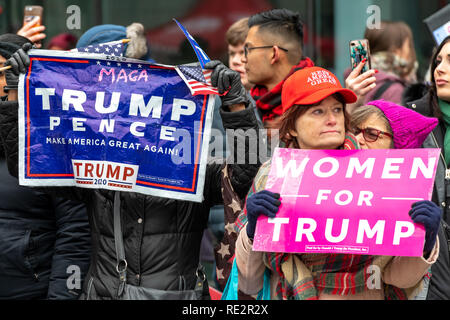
146 0 272 60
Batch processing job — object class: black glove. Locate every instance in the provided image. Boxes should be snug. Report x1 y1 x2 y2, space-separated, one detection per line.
4 43 33 91
409 200 442 256
245 190 281 240
204 60 249 108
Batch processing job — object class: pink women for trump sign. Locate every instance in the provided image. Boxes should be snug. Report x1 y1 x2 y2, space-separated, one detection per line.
252 148 440 257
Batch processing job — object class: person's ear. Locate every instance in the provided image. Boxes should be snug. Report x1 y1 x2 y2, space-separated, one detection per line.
270 46 281 65
289 128 298 137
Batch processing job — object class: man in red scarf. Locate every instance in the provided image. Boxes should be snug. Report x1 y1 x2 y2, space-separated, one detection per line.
243 9 314 133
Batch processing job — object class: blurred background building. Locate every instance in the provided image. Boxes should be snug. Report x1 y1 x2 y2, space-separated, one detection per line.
0 0 447 82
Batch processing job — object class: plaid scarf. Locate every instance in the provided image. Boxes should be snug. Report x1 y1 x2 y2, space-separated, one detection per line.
234 134 423 300
250 57 315 122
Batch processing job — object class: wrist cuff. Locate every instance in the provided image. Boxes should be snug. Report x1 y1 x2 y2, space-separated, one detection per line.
3 85 18 92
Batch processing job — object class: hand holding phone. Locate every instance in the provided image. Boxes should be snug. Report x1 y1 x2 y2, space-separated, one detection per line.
23 5 43 25
345 39 377 110
17 6 45 48
350 39 371 74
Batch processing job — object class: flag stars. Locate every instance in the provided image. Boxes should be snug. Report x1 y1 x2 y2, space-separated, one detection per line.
96 61 101 65
224 222 236 235
138 64 142 68
216 268 224 280
217 243 230 258
117 63 121 67
127 64 132 68
107 62 111 66
228 198 241 214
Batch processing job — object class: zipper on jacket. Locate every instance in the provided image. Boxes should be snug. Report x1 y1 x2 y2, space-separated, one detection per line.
430 132 448 175
86 277 94 300
430 132 450 253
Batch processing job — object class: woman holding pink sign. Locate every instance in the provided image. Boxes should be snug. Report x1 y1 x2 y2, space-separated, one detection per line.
234 67 440 300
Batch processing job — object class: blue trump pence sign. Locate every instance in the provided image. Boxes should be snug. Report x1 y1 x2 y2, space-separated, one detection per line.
18 50 215 202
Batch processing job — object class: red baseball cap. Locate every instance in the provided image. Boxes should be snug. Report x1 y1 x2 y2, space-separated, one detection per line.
282 67 357 114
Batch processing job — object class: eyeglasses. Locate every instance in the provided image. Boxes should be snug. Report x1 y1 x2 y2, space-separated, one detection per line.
353 127 393 142
243 44 289 57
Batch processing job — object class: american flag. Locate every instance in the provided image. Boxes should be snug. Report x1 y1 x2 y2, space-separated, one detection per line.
71 40 126 57
177 64 219 96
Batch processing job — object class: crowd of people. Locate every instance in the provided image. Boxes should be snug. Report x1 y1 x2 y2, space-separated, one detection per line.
0 7 449 300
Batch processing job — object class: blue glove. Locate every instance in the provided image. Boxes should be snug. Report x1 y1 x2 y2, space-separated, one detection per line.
409 200 442 256
245 190 281 240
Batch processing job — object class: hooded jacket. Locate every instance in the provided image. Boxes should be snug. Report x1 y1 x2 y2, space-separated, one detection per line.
0 99 261 299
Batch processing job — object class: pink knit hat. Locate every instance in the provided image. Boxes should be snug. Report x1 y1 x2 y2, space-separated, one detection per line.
366 100 438 149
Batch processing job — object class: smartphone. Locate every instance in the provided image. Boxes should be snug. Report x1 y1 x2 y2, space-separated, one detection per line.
349 39 371 74
23 5 43 45
23 5 43 26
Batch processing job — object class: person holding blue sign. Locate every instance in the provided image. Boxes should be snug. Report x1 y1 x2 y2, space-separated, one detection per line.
0 37 261 300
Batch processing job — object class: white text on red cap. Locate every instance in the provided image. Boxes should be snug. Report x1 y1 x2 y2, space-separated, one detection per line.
307 70 337 86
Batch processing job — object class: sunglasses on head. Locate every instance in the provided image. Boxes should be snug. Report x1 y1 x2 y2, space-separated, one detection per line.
353 127 393 142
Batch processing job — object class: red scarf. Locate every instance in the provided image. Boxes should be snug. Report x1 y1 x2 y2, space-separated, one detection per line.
250 57 315 122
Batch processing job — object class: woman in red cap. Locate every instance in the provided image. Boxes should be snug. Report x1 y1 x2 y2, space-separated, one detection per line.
234 67 440 300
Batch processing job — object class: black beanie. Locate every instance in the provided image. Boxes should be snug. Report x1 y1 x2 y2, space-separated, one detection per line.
0 34 32 59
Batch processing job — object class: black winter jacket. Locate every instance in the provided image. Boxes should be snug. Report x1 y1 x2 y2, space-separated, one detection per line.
0 100 261 299
407 93 450 300
0 152 91 299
